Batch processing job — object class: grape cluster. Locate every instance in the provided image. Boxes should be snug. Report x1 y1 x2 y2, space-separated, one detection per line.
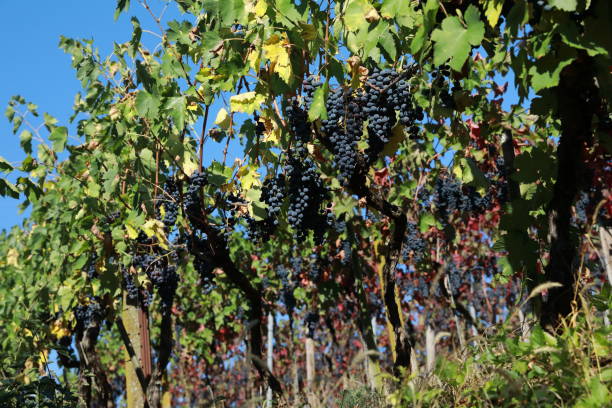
185 172 208 224
447 263 462 296
322 87 362 185
123 269 140 302
304 311 318 338
575 191 591 224
84 255 98 280
278 266 296 313
74 300 102 331
433 177 492 222
361 69 398 161
341 240 352 266
402 222 426 263
187 233 215 290
254 114 266 137
361 67 421 161
308 253 323 283
159 178 180 229
131 234 179 311
425 65 459 110
284 98 329 239
302 75 321 110
261 174 286 225
148 253 179 312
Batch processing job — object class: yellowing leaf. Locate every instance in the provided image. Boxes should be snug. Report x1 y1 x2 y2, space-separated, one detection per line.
7 248 18 266
263 33 292 83
254 0 268 17
182 152 199 177
125 224 139 239
230 92 266 114
51 320 71 339
141 219 169 249
238 164 262 190
483 0 504 27
214 108 231 130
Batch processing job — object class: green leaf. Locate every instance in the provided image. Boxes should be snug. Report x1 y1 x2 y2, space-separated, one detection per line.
419 213 436 233
208 161 233 186
308 84 328 122
411 0 439 54
378 27 397 61
219 0 246 25
529 54 575 92
275 0 302 26
0 179 20 199
136 91 161 119
129 17 142 59
431 5 484 71
548 0 577 11
344 0 375 32
165 96 187 130
49 126 68 152
0 157 14 173
20 130 32 154
380 0 410 21
114 0 130 20
139 148 155 171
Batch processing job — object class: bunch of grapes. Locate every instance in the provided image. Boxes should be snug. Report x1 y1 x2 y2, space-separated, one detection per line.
84 254 98 280
122 269 140 302
159 178 180 229
361 67 421 161
261 174 287 225
278 266 296 313
361 68 399 161
185 172 208 225
284 98 329 239
426 65 458 110
187 233 216 290
302 75 321 110
340 240 352 266
433 177 492 223
74 300 102 332
322 87 362 185
447 263 462 296
131 233 179 311
402 222 426 263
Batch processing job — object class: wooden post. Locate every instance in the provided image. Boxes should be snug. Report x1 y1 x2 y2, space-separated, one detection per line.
265 313 274 408
425 325 435 372
121 291 150 408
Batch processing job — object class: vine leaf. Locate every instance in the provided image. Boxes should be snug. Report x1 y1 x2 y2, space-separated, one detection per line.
230 92 266 114
136 91 161 119
411 0 438 54
308 84 328 122
263 34 292 84
548 0 577 11
215 108 231 130
431 5 484 71
165 96 187 130
343 0 375 32
483 0 504 27
20 130 32 154
49 126 68 152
